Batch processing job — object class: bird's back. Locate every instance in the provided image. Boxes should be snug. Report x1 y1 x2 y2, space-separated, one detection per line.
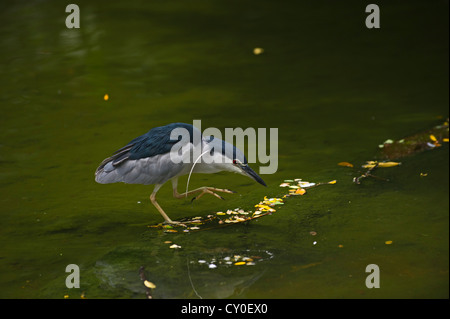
95 123 195 185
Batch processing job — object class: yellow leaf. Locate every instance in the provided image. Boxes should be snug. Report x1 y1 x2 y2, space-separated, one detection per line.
363 161 401 168
429 134 437 142
234 262 246 266
144 280 156 289
253 47 264 55
385 240 393 245
328 180 337 184
378 161 401 168
443 138 449 142
295 188 306 195
164 229 178 233
103 94 109 101
338 162 353 168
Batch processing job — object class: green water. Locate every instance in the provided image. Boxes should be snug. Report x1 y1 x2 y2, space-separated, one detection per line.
0 0 448 299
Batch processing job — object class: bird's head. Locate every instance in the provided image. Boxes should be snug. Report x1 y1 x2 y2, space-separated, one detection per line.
230 157 267 187
203 136 267 187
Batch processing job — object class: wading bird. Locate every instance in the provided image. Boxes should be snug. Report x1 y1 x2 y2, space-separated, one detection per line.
95 123 266 224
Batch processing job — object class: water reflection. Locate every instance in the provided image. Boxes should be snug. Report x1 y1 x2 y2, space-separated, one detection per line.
94 244 273 298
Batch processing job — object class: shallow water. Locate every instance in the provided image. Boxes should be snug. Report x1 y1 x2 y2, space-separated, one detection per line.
0 0 448 299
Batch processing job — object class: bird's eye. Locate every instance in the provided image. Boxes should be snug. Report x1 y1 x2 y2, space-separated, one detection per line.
232 159 237 165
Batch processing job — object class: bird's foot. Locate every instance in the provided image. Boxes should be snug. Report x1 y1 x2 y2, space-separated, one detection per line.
191 187 236 202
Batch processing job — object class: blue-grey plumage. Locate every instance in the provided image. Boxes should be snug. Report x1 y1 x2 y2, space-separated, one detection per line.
95 123 266 224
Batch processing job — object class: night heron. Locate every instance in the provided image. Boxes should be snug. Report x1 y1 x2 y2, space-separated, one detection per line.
95 123 266 224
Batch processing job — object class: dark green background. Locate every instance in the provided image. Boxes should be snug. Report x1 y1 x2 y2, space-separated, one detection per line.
0 0 448 298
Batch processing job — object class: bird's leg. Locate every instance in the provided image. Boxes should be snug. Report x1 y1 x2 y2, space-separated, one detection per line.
171 177 235 202
150 184 179 225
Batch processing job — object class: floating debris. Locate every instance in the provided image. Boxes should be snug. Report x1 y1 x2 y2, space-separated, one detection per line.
338 162 354 168
139 266 155 299
385 240 393 245
103 94 109 101
169 244 182 249
144 280 156 289
253 47 264 55
378 119 448 159
164 229 178 233
362 161 401 169
147 177 336 237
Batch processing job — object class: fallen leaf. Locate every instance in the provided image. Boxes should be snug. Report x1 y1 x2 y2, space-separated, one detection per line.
144 280 156 289
338 162 354 168
234 262 246 266
253 47 264 55
362 161 401 168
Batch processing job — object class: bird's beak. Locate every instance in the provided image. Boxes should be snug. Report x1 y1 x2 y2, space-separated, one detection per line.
241 165 267 187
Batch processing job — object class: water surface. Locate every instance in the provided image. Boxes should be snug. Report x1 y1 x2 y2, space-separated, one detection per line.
0 0 448 298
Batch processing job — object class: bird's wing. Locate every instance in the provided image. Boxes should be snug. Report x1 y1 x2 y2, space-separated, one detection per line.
95 123 195 175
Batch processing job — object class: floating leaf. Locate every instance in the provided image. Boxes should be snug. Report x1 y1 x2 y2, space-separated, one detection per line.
338 162 354 168
429 134 437 142
385 240 393 245
234 262 246 266
144 280 156 289
362 161 401 168
163 229 178 233
298 181 315 188
253 47 264 55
